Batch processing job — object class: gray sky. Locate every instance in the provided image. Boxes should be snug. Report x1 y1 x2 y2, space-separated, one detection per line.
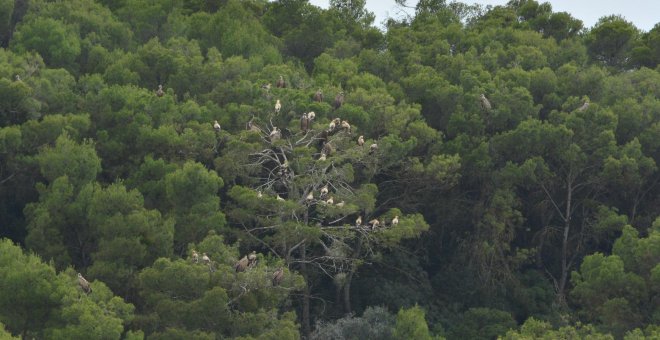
307 0 660 32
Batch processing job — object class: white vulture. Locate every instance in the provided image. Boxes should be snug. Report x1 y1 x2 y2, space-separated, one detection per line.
213 120 221 132
336 201 345 207
235 256 249 272
355 216 362 227
334 92 345 110
480 93 492 112
272 268 284 286
326 196 334 205
369 219 380 229
306 192 314 201
257 190 263 198
314 89 323 102
276 75 286 88
369 143 378 154
246 118 261 133
320 185 329 197
392 215 399 225
248 251 257 267
156 84 164 97
577 100 590 112
300 113 309 133
275 99 282 113
322 143 333 156
276 194 284 201
15 74 21 82
269 127 281 142
191 250 200 263
307 111 316 120
319 152 327 161
341 120 351 132
357 136 364 147
202 253 211 264
328 120 336 130
77 273 92 294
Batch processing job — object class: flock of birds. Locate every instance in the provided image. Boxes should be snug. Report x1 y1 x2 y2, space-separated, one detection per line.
228 76 400 234
189 249 285 286
72 82 592 295
65 75 595 296
76 250 285 295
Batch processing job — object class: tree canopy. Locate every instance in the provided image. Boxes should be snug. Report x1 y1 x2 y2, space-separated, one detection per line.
1 0 659 338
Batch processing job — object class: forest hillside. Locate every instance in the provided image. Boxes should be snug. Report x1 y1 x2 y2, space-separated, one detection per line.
1 0 659 339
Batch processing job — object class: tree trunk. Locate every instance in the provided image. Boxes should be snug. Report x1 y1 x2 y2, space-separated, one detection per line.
343 270 354 314
301 241 311 337
557 178 573 306
343 237 363 314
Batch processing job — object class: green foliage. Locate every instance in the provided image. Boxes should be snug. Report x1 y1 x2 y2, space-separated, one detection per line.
570 222 660 337
503 317 614 339
35 133 101 188
586 15 640 68
0 0 13 46
448 307 515 340
311 306 396 340
136 234 303 338
0 239 134 339
164 161 226 251
1 0 660 338
11 17 81 70
393 305 441 340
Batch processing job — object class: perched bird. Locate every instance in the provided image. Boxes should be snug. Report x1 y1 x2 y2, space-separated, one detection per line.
392 215 399 225
261 83 272 91
77 273 92 294
334 92 345 110
156 84 164 97
479 93 492 112
248 251 257 267
275 99 282 113
322 143 334 156
369 143 378 154
326 196 334 205
319 152 327 161
357 135 365 146
577 100 590 112
336 201 345 207
341 120 351 132
272 267 284 286
355 216 362 227
213 120 221 132
369 219 380 229
328 120 336 130
276 75 286 88
276 194 284 201
320 185 329 197
235 256 249 272
318 130 329 147
313 89 323 102
246 117 261 132
300 113 309 133
257 190 263 198
306 192 314 201
307 111 316 120
202 253 211 264
269 127 281 142
191 250 200 263
15 74 21 82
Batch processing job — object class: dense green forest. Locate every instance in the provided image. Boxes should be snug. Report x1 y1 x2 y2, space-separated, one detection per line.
1 0 659 338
